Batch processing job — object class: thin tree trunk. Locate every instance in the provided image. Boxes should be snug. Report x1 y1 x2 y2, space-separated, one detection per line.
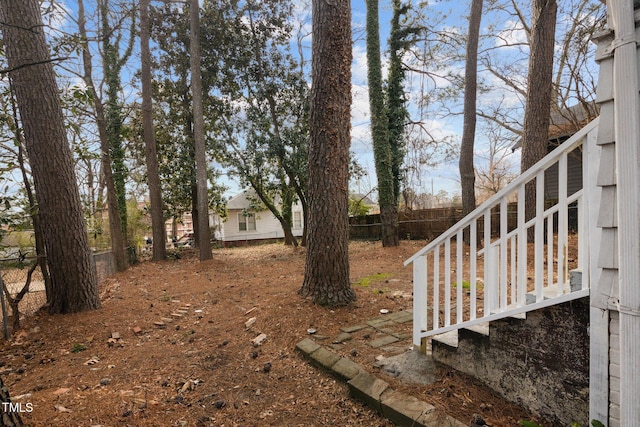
300 0 355 306
16 139 52 304
77 0 128 272
0 0 100 313
460 0 483 244
140 0 167 261
191 181 199 246
6 96 53 304
189 0 212 260
99 0 136 257
460 0 482 217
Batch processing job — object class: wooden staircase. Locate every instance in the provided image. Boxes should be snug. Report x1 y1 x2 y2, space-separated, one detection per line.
404 119 599 346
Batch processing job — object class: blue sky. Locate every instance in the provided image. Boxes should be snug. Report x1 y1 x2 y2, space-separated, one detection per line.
40 0 600 208
221 0 472 201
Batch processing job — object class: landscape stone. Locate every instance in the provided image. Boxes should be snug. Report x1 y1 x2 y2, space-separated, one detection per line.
245 317 257 329
251 333 267 346
331 358 363 381
380 345 409 356
332 332 352 344
367 317 395 329
387 310 413 324
417 409 468 427
347 371 389 412
340 324 368 333
309 347 340 369
392 333 413 340
295 338 320 355
380 388 435 427
368 335 400 349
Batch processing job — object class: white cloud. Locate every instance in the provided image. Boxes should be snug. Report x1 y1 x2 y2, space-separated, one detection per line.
495 20 528 48
351 44 369 86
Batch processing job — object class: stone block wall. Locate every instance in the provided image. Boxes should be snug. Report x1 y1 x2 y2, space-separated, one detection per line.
432 297 590 425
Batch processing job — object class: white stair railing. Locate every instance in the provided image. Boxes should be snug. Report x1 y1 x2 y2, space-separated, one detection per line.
405 118 599 346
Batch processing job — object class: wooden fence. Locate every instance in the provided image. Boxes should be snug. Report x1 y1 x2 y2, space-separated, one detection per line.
349 202 578 242
349 207 464 241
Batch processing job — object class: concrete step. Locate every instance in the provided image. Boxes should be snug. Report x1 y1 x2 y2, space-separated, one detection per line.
432 322 491 355
461 322 489 337
431 330 458 350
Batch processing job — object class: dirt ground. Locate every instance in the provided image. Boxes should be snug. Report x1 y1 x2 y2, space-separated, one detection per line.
0 241 550 426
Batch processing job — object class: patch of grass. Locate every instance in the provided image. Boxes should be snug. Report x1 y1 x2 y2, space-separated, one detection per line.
452 280 484 290
454 280 471 289
71 343 87 353
354 273 391 288
160 294 171 302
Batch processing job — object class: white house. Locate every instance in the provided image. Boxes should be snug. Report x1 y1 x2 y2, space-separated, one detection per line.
221 190 304 245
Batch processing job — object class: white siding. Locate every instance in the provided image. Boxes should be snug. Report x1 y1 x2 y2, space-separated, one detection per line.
591 25 617 424
222 206 304 242
610 310 621 427
592 4 640 424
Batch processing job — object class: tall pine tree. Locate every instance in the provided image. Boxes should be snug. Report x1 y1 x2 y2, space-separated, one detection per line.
367 0 399 247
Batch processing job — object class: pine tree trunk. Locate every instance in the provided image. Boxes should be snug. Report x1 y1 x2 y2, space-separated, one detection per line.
141 0 167 261
300 0 355 306
0 0 100 313
522 0 557 241
366 0 399 247
189 0 213 261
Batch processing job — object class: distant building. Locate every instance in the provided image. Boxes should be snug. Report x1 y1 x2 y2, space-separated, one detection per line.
221 190 303 246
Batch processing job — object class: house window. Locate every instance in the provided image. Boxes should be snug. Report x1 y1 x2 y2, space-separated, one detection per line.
239 213 256 231
293 211 302 229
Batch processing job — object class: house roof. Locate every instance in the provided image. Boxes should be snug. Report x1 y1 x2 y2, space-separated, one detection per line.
351 193 376 206
226 190 285 211
511 103 599 151
548 103 599 140
226 190 257 210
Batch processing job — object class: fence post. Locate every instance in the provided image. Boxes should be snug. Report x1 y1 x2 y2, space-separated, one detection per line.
413 255 427 350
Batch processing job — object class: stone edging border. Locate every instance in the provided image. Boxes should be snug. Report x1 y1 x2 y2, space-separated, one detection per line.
295 338 466 427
